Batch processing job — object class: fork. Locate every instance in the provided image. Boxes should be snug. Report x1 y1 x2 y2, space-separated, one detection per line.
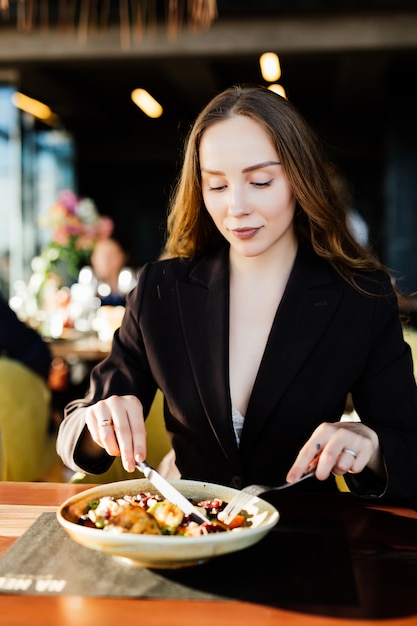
220 468 316 525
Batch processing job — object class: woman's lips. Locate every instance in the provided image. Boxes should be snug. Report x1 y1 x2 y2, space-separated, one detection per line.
231 227 261 240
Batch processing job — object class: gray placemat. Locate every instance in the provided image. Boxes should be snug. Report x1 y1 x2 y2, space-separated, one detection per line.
0 512 357 607
0 513 220 599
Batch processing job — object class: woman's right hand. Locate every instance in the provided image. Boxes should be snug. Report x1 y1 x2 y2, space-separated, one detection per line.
85 395 147 472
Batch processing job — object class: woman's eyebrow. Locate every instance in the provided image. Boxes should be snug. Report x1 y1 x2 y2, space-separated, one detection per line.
201 160 281 175
242 160 281 173
200 167 223 174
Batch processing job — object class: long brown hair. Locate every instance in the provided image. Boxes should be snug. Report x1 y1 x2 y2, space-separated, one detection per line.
164 84 384 285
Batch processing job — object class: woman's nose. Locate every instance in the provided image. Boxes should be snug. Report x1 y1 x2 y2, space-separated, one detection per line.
227 187 250 216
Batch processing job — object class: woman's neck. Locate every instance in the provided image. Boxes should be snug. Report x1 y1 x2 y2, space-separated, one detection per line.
229 233 298 286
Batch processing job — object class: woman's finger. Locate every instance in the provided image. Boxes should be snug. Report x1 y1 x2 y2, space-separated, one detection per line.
85 395 146 471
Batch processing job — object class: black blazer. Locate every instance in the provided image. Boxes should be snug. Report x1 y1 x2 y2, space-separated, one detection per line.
58 244 417 500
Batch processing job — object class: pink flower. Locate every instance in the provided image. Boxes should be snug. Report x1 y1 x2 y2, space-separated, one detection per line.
40 190 115 280
56 190 78 215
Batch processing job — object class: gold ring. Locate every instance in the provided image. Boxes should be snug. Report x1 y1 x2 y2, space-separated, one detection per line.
99 419 113 428
343 448 358 459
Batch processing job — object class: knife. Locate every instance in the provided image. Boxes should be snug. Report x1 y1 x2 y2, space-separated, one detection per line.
135 461 211 525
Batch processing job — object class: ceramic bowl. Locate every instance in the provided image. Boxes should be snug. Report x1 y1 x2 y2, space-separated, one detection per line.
57 478 279 568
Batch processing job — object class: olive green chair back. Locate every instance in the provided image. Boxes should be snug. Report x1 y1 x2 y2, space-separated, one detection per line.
0 357 57 481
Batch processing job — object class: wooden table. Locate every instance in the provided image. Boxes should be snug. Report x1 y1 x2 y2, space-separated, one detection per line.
1 482 417 626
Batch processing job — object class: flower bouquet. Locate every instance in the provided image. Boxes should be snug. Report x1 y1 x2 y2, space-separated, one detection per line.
39 190 114 283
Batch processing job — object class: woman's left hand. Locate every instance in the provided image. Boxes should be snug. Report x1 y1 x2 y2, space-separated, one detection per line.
286 421 385 483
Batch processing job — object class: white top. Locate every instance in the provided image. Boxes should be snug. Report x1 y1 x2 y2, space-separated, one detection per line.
232 407 245 447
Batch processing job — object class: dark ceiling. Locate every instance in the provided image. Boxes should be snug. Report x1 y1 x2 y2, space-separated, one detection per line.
1 1 417 263
2 0 416 151
12 48 416 178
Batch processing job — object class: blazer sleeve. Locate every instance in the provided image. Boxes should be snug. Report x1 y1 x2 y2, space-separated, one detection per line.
56 263 158 474
347 276 417 500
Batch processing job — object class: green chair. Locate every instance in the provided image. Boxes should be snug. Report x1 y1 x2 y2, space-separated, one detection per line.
0 357 58 481
403 326 417 380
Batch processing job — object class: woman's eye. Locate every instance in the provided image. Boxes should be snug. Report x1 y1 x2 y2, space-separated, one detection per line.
208 184 227 191
252 179 272 188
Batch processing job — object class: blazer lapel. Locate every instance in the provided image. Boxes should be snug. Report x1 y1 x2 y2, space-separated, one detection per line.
174 244 343 461
242 246 343 444
176 248 240 463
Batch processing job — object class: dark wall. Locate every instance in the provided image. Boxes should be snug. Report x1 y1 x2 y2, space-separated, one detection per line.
383 72 417 294
77 158 178 268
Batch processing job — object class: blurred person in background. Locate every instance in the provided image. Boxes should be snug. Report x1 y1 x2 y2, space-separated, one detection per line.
90 236 137 307
0 291 52 380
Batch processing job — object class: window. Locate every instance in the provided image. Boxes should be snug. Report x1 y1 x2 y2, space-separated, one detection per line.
0 82 75 301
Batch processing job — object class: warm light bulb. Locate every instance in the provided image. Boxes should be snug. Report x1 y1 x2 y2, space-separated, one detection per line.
131 88 163 118
11 91 58 123
259 52 281 82
268 83 287 99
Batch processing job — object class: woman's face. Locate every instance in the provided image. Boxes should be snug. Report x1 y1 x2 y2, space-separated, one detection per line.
91 239 127 282
199 114 297 260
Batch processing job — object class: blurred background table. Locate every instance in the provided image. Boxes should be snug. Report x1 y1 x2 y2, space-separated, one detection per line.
49 332 111 362
46 330 112 442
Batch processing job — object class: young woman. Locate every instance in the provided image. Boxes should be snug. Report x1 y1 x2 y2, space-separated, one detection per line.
57 85 417 500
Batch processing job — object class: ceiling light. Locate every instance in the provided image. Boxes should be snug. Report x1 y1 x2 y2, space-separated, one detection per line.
131 89 163 118
11 91 58 124
268 84 287 99
259 52 281 83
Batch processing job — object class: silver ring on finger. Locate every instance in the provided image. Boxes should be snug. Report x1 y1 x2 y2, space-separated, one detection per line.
343 448 358 459
98 418 113 428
